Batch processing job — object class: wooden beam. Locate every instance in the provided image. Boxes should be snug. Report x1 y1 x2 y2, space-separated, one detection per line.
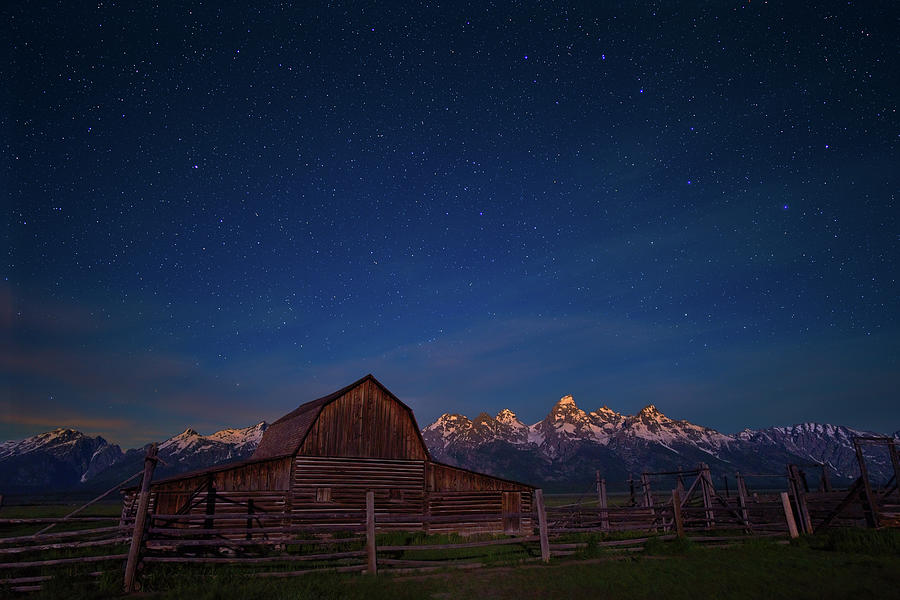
853 441 880 528
365 490 377 575
599 477 609 531
780 492 799 539
534 489 550 563
736 473 751 532
123 444 158 593
671 489 684 538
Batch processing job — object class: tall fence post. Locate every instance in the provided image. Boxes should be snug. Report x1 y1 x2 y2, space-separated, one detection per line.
853 441 880 528
787 464 813 534
671 489 685 538
641 473 653 508
534 489 550 563
599 478 610 531
365 490 377 575
780 491 799 539
123 444 158 593
700 463 715 529
820 464 833 493
888 440 900 499
736 472 751 532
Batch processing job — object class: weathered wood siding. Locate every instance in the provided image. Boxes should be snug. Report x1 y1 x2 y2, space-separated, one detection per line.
424 462 533 534
426 462 532 492
291 456 426 529
126 457 292 523
299 378 427 460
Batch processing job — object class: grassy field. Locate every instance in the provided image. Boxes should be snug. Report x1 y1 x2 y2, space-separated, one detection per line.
4 504 898 599
5 529 896 599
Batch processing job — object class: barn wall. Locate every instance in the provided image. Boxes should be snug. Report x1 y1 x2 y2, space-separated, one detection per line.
424 462 534 534
426 462 533 492
291 456 425 529
299 378 427 460
126 456 293 523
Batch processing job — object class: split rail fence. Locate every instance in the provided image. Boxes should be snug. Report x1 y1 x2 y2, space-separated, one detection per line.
1 436 897 593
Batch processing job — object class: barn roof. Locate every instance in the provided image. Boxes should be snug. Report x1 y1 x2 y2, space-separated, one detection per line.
251 373 430 460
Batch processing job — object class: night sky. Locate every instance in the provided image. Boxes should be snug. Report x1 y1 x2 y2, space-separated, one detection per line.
4 2 898 448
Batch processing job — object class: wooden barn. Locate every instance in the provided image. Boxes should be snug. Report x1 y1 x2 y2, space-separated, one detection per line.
123 374 534 534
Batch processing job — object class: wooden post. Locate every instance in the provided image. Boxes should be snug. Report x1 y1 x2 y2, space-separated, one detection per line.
245 499 254 541
821 464 833 493
628 477 636 507
888 440 900 499
535 489 550 563
676 467 685 497
700 463 714 529
641 473 653 508
788 464 813 534
599 478 609 531
365 490 377 575
854 442 880 528
780 492 799 539
123 444 158 593
723 475 730 498
736 473 751 532
672 489 685 538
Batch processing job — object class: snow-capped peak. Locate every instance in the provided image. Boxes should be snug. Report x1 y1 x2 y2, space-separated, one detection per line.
638 404 664 419
158 422 269 459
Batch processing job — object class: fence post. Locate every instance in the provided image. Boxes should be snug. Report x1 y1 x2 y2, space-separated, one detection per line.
820 464 833 493
736 473 751 532
853 442 880 528
599 478 610 531
888 440 900 499
534 489 550 563
123 444 158 593
780 492 799 539
672 489 685 538
787 464 813 534
700 463 714 529
641 473 653 508
366 490 377 575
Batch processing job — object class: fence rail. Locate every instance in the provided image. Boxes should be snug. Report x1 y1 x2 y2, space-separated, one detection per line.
2 443 897 593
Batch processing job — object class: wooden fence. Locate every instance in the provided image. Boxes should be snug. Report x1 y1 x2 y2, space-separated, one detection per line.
2 441 897 593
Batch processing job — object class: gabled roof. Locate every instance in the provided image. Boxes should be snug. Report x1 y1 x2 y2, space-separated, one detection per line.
251 374 430 460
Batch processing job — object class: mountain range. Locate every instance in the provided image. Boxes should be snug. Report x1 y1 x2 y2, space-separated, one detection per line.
2 396 897 495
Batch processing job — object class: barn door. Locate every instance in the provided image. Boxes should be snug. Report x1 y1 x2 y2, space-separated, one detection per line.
502 491 521 533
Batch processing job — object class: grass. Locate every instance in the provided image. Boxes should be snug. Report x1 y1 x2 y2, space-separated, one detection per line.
86 533 900 600
0 503 122 537
5 506 899 599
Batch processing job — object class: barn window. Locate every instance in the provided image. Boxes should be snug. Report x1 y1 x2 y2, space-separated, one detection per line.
389 489 403 503
316 487 332 503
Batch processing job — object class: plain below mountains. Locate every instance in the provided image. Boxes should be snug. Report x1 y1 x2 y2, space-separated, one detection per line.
1 397 897 495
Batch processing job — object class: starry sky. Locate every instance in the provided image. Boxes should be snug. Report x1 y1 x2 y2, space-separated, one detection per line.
4 2 899 448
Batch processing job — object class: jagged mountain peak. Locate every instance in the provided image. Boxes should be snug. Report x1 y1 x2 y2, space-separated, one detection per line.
639 404 661 416
553 395 577 409
496 408 519 423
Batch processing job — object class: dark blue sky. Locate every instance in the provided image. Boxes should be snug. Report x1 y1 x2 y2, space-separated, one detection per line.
4 2 898 447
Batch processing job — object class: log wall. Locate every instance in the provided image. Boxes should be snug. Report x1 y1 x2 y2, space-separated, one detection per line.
291 456 426 529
